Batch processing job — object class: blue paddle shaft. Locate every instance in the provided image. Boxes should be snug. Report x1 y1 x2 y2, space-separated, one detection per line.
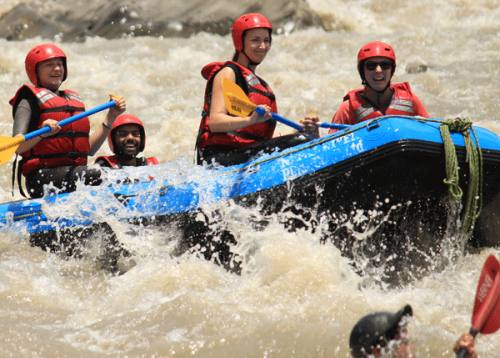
255 106 303 131
254 107 350 131
24 100 117 141
318 122 350 130
271 113 304 131
255 107 304 131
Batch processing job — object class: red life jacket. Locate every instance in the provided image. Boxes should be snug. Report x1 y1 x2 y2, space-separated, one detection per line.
95 155 159 169
10 84 90 176
344 82 419 123
196 61 277 151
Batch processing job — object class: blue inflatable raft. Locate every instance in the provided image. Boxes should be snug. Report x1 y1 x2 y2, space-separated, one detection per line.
1 116 499 258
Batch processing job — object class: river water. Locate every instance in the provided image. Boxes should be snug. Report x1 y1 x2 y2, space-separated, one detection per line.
0 0 499 356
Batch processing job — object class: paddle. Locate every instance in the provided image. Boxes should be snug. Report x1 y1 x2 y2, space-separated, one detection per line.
456 254 500 358
0 100 117 165
221 78 349 131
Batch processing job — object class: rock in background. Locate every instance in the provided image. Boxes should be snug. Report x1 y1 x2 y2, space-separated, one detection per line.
0 0 324 41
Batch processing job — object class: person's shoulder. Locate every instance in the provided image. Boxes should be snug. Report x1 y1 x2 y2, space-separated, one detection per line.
211 66 237 91
393 81 414 93
394 82 429 117
214 66 237 80
331 100 354 125
17 84 38 99
63 88 81 95
337 99 351 113
10 84 38 108
342 87 364 101
62 89 83 101
201 61 225 80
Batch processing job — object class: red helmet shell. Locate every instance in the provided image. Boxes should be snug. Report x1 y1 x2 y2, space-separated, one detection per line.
232 13 273 52
108 114 146 154
357 41 396 64
25 43 67 86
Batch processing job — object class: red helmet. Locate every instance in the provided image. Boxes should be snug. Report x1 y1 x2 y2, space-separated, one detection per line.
357 41 396 80
108 114 146 154
25 43 67 86
357 41 396 64
232 13 273 52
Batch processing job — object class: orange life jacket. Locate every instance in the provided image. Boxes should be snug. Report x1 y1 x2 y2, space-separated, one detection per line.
10 84 90 175
95 155 159 169
196 61 277 151
345 82 419 123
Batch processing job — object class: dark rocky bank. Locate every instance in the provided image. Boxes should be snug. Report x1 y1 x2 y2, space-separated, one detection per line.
0 0 325 41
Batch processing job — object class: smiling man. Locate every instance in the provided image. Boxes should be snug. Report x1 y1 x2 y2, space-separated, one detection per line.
95 114 159 168
331 41 429 127
299 41 429 136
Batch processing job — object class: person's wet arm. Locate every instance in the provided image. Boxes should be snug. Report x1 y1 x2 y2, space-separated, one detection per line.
14 99 60 154
89 95 126 155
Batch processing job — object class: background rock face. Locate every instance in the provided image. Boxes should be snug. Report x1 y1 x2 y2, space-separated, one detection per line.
0 0 323 41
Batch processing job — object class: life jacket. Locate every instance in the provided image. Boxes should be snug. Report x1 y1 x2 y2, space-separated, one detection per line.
196 61 277 152
344 82 419 123
10 84 90 176
95 155 159 169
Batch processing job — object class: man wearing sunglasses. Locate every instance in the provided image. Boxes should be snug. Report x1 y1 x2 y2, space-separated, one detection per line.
331 41 429 128
300 41 429 135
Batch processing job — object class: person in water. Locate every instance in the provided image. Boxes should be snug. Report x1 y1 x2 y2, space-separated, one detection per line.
301 41 429 136
95 114 159 168
10 43 126 198
349 304 477 357
195 13 309 166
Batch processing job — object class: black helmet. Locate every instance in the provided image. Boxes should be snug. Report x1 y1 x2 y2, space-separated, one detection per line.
349 304 413 357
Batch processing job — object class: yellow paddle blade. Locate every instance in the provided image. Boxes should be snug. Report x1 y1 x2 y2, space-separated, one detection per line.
0 135 25 165
222 78 257 116
225 93 257 117
222 78 248 99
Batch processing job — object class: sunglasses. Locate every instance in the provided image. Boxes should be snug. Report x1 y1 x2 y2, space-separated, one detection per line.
365 61 393 71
